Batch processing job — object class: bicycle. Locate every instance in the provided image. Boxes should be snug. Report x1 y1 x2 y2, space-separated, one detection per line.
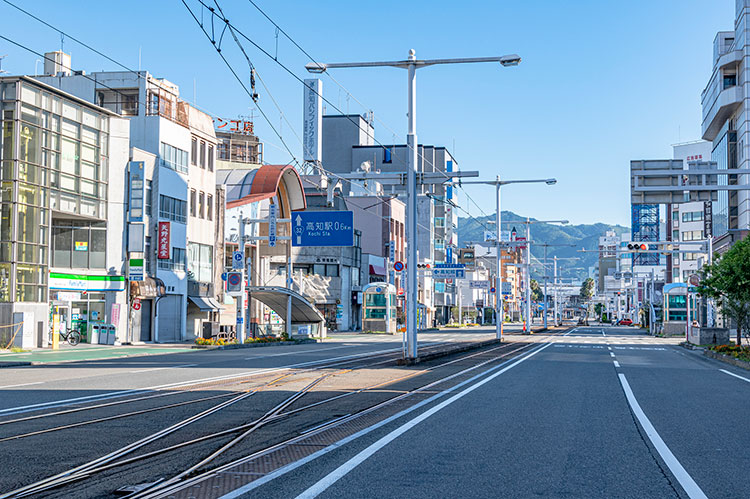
49 328 81 346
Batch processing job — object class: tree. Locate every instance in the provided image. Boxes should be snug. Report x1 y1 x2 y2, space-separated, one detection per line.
594 303 605 319
579 278 595 300
698 237 750 345
530 279 543 302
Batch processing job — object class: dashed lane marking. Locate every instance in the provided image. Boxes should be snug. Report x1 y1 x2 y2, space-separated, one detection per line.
613 360 620 368
618 374 708 499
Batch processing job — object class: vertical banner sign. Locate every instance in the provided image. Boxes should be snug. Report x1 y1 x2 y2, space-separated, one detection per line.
303 79 322 162
268 203 278 247
157 221 171 259
703 200 713 237
128 161 145 222
389 240 396 262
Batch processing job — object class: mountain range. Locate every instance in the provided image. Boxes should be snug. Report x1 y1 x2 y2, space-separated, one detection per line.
457 211 630 282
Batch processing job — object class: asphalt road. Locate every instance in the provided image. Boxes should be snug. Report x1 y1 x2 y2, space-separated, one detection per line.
0 328 505 415
238 326 749 499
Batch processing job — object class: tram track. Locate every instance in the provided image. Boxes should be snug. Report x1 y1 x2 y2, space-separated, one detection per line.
0 332 566 498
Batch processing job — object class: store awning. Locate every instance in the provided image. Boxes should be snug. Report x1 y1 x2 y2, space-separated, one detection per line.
369 264 387 276
188 296 222 312
130 278 166 298
247 286 324 323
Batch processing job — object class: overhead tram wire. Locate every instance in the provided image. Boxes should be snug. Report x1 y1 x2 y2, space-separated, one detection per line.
244 0 496 230
191 0 498 238
182 0 435 235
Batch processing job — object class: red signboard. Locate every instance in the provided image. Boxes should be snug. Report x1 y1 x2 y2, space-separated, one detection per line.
157 222 171 259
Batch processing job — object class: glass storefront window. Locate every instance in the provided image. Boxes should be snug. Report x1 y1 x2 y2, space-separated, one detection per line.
0 263 10 302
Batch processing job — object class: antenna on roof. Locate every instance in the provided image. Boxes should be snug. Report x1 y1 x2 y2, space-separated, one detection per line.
0 55 7 75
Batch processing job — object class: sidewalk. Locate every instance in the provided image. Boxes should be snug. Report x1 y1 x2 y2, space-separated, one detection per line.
0 343 196 367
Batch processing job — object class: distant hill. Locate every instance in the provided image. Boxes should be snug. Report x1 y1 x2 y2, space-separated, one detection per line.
457 211 630 282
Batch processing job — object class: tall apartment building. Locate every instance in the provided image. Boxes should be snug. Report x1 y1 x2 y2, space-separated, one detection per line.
701 2 750 252
0 75 130 347
37 53 220 342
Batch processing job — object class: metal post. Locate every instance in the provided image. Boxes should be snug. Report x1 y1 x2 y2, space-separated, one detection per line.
457 280 462 326
405 49 418 359
495 178 502 339
237 211 245 343
686 287 691 342
286 219 293 338
525 219 531 332
553 256 558 326
543 244 548 330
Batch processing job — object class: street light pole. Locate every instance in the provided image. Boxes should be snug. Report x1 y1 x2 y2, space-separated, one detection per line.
526 218 531 332
307 51 521 359
495 177 502 338
460 177 557 339
544 243 548 330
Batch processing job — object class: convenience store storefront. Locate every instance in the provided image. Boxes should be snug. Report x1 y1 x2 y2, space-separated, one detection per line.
48 272 127 344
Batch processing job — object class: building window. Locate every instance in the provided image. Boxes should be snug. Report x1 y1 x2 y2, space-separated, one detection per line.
313 264 339 277
682 230 704 241
383 147 392 163
190 189 196 217
145 180 152 216
435 238 445 251
187 242 213 283
191 137 197 166
158 247 186 271
159 142 188 174
198 191 205 219
683 252 699 261
51 221 106 269
672 230 679 241
208 145 214 171
200 141 206 169
723 74 737 89
207 194 213 221
434 217 445 228
682 211 704 223
159 195 187 223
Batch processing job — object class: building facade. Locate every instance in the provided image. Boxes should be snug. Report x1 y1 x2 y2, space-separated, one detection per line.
37 53 221 342
0 76 130 347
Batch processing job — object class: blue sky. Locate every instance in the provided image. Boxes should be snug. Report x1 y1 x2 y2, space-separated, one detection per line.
0 0 735 226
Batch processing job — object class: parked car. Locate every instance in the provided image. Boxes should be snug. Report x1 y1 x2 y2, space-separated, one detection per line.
618 318 633 326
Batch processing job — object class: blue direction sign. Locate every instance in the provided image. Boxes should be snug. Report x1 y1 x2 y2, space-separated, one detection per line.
432 263 466 279
293 211 354 247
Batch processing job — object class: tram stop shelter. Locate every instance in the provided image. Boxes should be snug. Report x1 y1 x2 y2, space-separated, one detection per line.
248 286 326 339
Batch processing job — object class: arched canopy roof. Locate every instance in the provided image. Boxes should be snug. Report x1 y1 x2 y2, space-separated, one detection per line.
217 164 306 211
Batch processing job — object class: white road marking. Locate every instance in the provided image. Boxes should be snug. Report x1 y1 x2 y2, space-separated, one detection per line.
610 352 616 358
608 346 612 351
128 363 198 374
294 340 556 499
602 329 606 337
0 381 44 389
618 374 708 499
613 360 620 367
720 369 750 384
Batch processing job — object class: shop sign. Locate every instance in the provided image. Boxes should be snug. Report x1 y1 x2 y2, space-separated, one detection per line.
56 292 81 302
129 258 144 282
158 222 171 259
49 272 126 292
128 161 145 223
75 241 88 251
111 304 121 326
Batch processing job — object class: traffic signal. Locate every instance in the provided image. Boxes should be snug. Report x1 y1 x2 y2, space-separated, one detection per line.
417 263 431 269
626 243 648 252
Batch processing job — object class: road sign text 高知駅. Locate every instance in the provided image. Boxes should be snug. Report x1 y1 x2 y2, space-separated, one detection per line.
293 211 354 247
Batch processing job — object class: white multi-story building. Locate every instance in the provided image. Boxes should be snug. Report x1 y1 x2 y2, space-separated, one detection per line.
701 2 750 252
669 141 712 283
37 53 221 342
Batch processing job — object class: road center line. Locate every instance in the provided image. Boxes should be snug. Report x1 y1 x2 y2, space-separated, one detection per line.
720 369 750 383
610 352 616 358
294 339 557 499
0 381 44 389
618 373 708 499
613 360 620 368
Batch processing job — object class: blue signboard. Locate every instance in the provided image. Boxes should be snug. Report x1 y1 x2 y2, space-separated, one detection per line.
292 211 354 247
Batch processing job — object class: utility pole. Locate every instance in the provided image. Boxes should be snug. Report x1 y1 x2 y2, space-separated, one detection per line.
543 243 548 329
237 210 246 343
495 178 502 337
553 256 558 326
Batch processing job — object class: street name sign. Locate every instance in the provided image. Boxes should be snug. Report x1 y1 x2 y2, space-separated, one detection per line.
469 280 490 289
293 211 354 247
433 263 466 279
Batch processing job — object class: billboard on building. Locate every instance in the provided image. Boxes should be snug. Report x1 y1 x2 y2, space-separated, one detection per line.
157 222 171 259
303 79 322 162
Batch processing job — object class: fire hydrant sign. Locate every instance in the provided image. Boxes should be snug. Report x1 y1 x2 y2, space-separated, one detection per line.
157 221 171 259
293 211 353 247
